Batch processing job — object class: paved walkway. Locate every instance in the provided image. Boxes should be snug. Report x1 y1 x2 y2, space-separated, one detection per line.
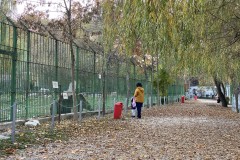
3 99 240 160
197 98 217 104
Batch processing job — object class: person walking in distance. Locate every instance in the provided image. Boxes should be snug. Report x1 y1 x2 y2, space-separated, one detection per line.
134 82 144 119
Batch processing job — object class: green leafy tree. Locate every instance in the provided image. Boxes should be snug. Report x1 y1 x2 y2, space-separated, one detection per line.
153 69 172 96
102 0 240 109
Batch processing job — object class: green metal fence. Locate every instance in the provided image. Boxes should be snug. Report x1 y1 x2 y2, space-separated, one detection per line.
0 20 184 122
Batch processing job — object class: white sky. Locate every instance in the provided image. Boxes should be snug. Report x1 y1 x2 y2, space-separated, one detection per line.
16 0 92 19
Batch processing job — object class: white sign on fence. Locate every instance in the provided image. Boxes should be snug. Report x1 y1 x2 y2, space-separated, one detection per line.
63 93 68 99
52 81 59 88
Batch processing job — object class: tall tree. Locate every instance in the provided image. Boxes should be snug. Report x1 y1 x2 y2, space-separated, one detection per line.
62 0 78 120
102 0 240 108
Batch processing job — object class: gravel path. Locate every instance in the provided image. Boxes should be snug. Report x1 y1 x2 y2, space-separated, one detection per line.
3 100 240 160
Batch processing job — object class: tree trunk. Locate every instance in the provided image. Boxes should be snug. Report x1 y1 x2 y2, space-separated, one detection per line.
233 78 240 113
150 55 154 107
235 92 239 113
125 53 130 115
70 45 78 120
143 55 149 108
213 76 228 107
220 83 226 96
63 0 78 120
157 54 159 106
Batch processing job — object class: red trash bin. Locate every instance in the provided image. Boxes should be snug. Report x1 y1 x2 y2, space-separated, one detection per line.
114 102 123 119
181 96 185 103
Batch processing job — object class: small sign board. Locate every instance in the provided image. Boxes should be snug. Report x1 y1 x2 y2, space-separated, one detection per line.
98 74 101 79
63 93 68 99
52 81 58 88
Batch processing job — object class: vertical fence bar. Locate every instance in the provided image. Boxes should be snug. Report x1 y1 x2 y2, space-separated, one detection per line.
151 56 153 107
113 98 116 107
93 52 96 110
98 97 101 119
149 97 151 107
51 100 56 131
156 96 157 106
10 25 17 120
54 40 58 99
102 71 106 115
25 30 30 119
79 100 82 121
125 74 129 114
125 98 127 113
145 82 149 108
76 46 80 105
58 98 61 124
172 84 174 103
11 102 17 143
160 96 161 107
117 63 119 100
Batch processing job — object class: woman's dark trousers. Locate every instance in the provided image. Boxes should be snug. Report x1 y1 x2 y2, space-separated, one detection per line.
136 102 143 118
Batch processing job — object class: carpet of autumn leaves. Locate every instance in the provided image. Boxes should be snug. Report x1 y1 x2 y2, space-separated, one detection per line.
1 100 240 160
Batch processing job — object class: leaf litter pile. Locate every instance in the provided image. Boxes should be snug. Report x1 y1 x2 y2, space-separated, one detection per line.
2 100 240 160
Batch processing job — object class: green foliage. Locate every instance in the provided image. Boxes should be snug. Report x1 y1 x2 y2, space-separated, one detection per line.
102 0 240 92
102 0 204 78
153 69 173 96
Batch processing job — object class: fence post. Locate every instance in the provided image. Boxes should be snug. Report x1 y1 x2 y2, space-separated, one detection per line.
25 30 30 120
149 97 151 107
125 98 127 113
155 96 157 106
51 100 56 131
160 96 161 107
164 96 166 105
10 25 17 121
54 40 59 100
98 97 101 119
113 98 116 109
11 102 17 143
78 100 82 121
